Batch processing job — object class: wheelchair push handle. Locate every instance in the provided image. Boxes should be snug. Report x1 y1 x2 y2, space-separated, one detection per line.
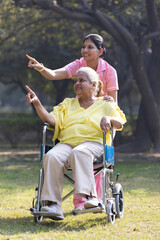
103 129 115 166
103 128 115 146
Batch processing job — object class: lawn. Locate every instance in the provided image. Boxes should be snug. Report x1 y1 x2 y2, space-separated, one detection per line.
0 150 160 240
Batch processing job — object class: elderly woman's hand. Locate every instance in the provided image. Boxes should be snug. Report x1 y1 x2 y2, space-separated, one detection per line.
26 85 39 104
100 116 112 133
103 95 114 102
26 54 44 72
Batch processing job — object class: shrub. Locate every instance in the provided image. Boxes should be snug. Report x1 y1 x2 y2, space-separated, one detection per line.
0 114 42 148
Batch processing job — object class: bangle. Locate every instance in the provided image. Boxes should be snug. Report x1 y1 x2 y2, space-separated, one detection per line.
37 64 44 72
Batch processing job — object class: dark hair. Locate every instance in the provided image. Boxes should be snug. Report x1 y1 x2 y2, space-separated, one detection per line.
83 34 106 59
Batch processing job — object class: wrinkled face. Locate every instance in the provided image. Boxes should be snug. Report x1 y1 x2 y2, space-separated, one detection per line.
74 72 94 97
81 39 101 62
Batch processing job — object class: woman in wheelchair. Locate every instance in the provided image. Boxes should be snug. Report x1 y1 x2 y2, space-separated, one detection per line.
26 67 126 220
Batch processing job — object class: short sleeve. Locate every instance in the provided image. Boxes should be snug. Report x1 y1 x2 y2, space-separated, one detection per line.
102 67 119 95
64 59 82 78
97 59 119 95
50 99 69 140
110 103 127 131
106 67 119 91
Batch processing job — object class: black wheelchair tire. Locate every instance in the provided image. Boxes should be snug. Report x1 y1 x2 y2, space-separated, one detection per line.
34 215 43 223
114 183 124 218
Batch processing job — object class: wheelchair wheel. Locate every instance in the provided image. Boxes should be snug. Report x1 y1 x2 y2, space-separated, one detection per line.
34 201 43 223
114 183 124 218
34 215 43 223
107 200 115 224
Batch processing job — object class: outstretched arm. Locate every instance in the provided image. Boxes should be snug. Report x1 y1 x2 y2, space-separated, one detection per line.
26 85 55 127
26 54 68 80
100 116 122 134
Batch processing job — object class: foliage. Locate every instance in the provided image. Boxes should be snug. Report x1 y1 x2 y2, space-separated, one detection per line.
0 0 138 105
1 0 160 151
0 114 41 148
0 0 102 104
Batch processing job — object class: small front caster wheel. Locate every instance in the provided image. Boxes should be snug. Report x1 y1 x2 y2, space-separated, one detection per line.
34 201 43 223
107 201 115 224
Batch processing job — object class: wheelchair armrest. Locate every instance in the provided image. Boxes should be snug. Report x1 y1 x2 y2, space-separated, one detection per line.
42 122 55 131
42 122 49 127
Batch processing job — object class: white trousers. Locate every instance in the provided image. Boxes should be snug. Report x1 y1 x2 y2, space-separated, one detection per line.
41 141 103 206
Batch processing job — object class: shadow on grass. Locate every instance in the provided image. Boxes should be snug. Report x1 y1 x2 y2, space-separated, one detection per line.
0 213 108 235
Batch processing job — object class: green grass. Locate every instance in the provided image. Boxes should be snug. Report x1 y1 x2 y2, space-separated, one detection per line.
0 151 160 240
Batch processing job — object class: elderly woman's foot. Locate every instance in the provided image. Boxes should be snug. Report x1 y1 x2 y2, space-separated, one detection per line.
41 204 64 219
72 205 85 214
84 197 99 209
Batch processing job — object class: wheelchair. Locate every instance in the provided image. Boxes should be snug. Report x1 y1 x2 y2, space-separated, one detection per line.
30 123 124 224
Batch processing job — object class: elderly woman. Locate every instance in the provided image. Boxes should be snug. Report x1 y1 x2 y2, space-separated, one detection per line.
26 67 126 220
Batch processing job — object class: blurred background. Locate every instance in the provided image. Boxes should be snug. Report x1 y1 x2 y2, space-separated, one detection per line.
0 0 160 152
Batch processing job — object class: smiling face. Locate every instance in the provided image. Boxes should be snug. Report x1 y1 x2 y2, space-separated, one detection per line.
81 39 103 63
74 72 94 97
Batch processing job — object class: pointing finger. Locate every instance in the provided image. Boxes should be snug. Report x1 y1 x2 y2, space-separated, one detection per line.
25 85 34 94
26 54 34 61
26 54 37 64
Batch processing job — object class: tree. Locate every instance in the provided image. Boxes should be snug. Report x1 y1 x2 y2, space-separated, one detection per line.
1 1 103 105
12 0 160 152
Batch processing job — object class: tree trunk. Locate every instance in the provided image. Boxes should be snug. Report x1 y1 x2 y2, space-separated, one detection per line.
131 41 160 152
129 0 160 152
52 79 70 105
117 102 152 153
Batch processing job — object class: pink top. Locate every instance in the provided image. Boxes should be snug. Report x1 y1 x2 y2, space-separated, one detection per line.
64 57 119 95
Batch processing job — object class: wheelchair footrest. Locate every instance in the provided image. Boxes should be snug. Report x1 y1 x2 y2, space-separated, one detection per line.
72 205 105 215
30 209 63 219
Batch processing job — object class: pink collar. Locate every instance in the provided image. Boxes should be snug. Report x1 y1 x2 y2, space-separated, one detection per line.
81 57 107 72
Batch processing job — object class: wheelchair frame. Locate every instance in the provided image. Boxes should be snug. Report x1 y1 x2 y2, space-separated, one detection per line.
30 123 124 224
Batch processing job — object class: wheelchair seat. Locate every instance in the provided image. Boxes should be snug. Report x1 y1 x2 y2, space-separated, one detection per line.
93 153 103 169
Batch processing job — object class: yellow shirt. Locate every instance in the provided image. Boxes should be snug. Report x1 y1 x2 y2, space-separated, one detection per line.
50 98 126 146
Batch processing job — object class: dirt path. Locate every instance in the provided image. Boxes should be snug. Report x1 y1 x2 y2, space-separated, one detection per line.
0 150 39 156
1 149 160 163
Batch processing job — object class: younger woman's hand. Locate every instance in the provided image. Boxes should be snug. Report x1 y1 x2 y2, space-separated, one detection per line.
103 95 114 102
26 54 44 71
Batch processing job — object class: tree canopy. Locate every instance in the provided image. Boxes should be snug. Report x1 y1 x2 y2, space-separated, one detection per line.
1 0 160 152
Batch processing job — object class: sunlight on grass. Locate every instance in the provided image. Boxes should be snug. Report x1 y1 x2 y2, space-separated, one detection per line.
0 152 160 240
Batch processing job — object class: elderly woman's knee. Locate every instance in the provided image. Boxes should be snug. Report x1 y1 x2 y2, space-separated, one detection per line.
44 150 58 164
70 148 82 158
69 147 90 164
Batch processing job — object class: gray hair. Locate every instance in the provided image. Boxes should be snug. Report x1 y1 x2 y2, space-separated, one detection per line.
76 67 103 96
